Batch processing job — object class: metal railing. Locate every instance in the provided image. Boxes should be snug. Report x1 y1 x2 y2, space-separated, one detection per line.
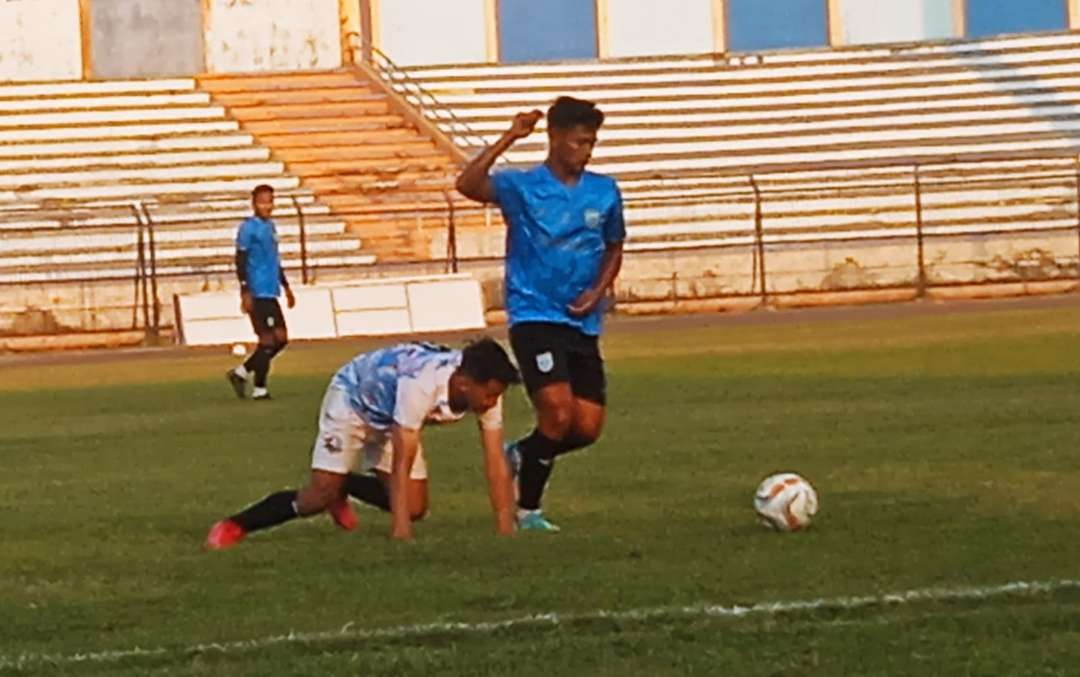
131 200 161 340
5 153 1080 337
345 32 495 158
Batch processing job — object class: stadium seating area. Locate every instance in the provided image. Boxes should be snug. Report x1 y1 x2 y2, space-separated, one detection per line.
6 30 1080 338
0 77 373 285
395 31 1080 252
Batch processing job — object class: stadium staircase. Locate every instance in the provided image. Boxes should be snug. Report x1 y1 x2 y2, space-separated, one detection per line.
196 68 473 261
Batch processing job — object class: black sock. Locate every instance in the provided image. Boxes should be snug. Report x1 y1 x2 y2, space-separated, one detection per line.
252 345 277 388
242 350 264 374
245 349 270 382
230 490 298 533
517 429 561 511
555 435 593 457
345 473 390 512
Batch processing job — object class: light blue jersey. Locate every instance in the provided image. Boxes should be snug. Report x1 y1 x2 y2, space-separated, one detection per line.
491 164 626 336
329 342 502 431
236 216 281 299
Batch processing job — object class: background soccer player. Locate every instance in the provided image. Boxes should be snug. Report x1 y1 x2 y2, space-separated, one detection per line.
226 184 296 400
455 97 626 532
206 339 520 547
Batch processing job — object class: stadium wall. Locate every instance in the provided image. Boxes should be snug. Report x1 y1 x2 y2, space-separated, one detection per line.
3 1 1080 81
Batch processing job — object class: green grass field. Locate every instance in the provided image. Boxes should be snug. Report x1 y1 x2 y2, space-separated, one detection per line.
2 299 1080 676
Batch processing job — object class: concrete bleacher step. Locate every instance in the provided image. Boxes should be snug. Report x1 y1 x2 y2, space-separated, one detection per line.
0 147 270 173
0 161 286 190
0 134 257 159
0 105 227 128
0 92 212 113
0 236 361 270
0 78 196 99
10 176 301 202
254 129 421 149
203 88 381 108
245 117 409 137
221 101 392 121
271 141 439 162
0 120 241 144
0 253 378 284
197 71 363 92
0 219 348 254
0 193 329 231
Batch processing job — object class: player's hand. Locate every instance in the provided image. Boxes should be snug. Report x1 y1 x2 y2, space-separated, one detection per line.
285 287 296 309
567 288 603 317
391 525 414 542
240 289 254 314
506 110 542 141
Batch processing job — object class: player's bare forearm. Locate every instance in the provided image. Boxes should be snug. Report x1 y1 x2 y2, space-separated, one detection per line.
389 425 420 540
480 427 515 535
568 242 624 316
235 250 249 287
594 241 624 294
455 135 515 203
235 250 253 312
455 110 542 203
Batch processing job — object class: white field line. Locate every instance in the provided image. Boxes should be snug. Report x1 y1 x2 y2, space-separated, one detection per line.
1 578 1076 671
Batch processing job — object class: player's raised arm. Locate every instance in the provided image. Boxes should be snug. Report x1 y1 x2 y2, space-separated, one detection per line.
389 424 421 541
455 110 542 203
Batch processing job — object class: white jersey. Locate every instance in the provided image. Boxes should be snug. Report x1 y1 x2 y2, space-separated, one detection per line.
329 342 502 431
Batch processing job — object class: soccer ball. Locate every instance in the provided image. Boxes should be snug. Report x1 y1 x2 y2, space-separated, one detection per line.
754 472 819 531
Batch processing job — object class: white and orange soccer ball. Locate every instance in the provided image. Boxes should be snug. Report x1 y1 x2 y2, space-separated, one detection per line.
754 472 819 531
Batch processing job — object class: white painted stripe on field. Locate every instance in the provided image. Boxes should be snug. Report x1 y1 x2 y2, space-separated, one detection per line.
1 578 1076 671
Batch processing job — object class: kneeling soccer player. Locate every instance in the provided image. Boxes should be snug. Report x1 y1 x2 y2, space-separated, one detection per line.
206 338 521 547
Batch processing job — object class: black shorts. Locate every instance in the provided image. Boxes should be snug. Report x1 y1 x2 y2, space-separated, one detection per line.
509 322 606 405
248 298 286 335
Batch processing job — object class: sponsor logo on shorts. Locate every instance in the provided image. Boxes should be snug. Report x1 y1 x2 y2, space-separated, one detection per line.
536 351 554 374
266 315 275 328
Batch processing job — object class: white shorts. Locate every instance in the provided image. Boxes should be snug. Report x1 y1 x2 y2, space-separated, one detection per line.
310 387 428 480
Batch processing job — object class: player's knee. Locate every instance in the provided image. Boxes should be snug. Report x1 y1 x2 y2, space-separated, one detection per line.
538 405 574 439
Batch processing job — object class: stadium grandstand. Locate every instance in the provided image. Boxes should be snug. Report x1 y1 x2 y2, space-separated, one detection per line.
2 0 1080 346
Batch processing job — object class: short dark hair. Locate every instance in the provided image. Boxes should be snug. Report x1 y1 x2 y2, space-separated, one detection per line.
459 338 521 385
252 184 274 199
547 96 604 132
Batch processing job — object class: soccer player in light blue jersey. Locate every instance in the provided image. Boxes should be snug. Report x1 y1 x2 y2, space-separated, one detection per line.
226 184 296 400
456 97 625 532
206 339 520 547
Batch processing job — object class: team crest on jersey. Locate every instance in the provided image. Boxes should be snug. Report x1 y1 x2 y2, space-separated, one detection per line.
536 351 554 373
584 209 602 229
322 433 343 454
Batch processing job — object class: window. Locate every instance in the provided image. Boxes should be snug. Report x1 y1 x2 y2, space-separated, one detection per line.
726 0 828 52
498 0 598 62
966 0 1066 38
